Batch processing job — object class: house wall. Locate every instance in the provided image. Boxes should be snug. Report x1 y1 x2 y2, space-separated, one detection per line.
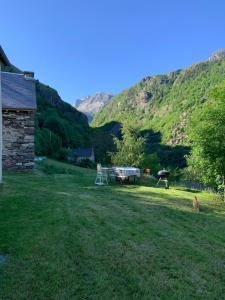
2 110 35 170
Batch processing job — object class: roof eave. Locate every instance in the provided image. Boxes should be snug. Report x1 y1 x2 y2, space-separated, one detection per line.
0 46 11 66
2 107 36 112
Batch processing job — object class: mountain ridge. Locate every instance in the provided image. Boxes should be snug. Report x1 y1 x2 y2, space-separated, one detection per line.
93 50 225 146
75 92 113 122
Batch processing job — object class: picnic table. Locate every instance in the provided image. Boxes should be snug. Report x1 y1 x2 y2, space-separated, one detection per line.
95 165 141 185
112 166 141 183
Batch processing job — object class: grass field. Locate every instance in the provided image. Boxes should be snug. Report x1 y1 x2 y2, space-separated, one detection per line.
0 160 224 299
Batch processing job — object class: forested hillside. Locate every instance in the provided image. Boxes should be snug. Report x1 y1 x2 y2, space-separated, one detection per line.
35 82 90 159
93 54 225 145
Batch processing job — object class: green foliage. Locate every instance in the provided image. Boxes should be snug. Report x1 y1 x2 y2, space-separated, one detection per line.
141 153 161 176
110 123 145 167
35 81 90 159
55 148 69 161
93 58 225 146
187 82 225 199
36 159 80 175
77 158 96 169
168 167 182 182
35 128 62 157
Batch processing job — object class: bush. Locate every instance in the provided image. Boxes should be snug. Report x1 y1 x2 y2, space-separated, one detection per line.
53 148 69 161
142 153 161 176
35 128 62 157
37 162 67 175
37 160 79 175
77 159 96 169
168 167 182 182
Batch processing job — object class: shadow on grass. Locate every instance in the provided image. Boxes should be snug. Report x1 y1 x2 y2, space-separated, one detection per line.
174 187 202 194
0 170 225 300
107 183 222 218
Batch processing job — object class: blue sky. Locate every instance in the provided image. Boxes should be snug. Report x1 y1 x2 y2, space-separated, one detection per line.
1 0 225 104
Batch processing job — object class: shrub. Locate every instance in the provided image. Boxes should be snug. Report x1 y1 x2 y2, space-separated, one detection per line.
141 153 161 176
77 159 96 169
53 148 69 161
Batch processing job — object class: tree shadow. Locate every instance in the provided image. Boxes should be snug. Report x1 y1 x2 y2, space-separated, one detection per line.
174 188 201 194
141 129 191 168
111 184 221 218
91 122 190 169
90 121 122 164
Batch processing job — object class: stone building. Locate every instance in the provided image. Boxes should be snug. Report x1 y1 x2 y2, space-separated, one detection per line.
0 46 36 170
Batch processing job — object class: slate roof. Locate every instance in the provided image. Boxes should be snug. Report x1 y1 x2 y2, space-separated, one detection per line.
72 148 93 157
1 72 36 110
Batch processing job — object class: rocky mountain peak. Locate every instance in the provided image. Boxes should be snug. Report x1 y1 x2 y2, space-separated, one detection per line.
74 92 113 123
208 49 225 61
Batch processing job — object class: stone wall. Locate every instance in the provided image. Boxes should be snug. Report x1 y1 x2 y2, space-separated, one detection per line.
2 110 35 170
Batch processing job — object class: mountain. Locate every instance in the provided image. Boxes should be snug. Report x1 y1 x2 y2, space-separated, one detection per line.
92 50 225 146
208 49 225 61
75 92 113 122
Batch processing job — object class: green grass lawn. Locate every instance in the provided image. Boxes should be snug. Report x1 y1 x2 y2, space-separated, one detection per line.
0 160 224 300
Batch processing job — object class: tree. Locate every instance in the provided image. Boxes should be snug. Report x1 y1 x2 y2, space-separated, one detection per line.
142 153 161 175
35 128 62 157
187 82 225 200
110 123 145 167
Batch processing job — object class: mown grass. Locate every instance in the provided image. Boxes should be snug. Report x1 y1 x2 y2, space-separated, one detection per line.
0 160 224 299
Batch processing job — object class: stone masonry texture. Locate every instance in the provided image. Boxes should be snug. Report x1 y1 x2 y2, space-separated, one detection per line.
2 110 35 170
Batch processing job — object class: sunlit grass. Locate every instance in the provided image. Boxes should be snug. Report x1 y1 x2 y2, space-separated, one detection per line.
0 160 224 299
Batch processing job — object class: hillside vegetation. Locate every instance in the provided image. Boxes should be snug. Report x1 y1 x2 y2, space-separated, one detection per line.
0 160 224 299
35 81 90 158
92 57 225 145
